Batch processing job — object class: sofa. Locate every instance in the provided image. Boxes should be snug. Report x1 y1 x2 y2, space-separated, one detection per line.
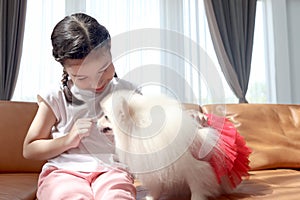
1 100 300 200
202 103 300 200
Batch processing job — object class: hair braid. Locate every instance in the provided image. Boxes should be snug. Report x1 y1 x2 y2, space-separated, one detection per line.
61 70 84 105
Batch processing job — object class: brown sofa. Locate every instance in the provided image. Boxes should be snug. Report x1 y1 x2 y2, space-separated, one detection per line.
202 103 300 200
1 100 300 200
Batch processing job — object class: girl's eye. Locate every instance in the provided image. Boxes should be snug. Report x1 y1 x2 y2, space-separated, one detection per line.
77 77 87 81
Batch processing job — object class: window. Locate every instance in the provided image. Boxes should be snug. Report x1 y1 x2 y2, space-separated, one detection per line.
13 0 269 104
247 1 268 103
13 0 65 101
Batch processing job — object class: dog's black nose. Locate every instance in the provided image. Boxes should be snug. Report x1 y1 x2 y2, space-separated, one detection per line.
102 127 112 133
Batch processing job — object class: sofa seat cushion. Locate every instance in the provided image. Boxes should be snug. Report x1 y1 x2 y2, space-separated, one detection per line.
218 169 300 200
0 173 39 200
135 169 300 200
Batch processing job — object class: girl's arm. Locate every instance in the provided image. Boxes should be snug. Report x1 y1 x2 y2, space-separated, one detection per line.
23 100 92 160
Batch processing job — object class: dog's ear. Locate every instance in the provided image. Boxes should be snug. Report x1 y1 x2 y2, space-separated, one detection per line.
114 96 131 123
112 96 136 134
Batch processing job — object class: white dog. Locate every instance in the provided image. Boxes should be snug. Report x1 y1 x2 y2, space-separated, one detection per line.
99 90 250 200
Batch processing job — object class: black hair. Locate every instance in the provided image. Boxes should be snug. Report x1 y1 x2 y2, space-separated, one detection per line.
51 13 116 104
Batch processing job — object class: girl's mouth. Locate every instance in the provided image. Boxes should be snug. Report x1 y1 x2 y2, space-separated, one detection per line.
95 84 106 92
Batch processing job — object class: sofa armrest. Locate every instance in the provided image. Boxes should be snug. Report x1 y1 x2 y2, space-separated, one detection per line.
0 101 45 173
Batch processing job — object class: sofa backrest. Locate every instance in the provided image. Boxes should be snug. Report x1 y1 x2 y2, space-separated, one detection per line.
202 103 300 170
0 100 45 173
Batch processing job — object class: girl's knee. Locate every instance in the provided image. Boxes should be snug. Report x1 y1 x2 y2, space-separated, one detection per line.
99 185 136 200
38 185 94 200
93 170 137 199
37 169 94 200
104 189 136 200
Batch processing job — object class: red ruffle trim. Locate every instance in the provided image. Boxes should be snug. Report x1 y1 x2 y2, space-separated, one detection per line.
200 114 251 188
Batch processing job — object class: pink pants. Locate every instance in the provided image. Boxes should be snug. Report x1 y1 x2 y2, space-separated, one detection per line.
37 166 136 200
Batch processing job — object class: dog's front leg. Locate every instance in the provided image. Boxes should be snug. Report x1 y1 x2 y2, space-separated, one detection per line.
143 196 155 200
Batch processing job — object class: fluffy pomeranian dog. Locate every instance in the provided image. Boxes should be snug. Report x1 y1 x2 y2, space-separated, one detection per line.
99 90 251 200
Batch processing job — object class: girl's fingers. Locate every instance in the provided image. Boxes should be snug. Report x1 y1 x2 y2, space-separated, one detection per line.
78 128 89 134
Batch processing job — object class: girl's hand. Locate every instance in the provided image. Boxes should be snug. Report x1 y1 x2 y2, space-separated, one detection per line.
66 118 93 148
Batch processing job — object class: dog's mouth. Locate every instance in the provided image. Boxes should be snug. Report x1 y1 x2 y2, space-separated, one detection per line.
97 115 113 134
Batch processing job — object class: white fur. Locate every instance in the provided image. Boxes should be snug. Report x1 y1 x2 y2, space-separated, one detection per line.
100 90 228 200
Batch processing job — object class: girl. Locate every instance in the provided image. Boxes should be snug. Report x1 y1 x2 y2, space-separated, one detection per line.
23 13 137 200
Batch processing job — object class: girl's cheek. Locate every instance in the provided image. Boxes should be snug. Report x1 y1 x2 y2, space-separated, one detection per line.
107 64 115 77
74 79 90 90
99 65 114 80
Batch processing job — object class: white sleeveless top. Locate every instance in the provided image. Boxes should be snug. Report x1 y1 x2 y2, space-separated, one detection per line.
38 78 137 172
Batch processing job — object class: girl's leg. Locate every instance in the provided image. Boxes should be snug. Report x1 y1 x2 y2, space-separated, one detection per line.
37 167 94 200
92 168 136 200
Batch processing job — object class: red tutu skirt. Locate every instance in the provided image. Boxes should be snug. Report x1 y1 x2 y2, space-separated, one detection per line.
192 113 251 188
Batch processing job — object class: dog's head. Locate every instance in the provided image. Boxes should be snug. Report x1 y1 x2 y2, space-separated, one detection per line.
100 90 180 139
99 90 147 137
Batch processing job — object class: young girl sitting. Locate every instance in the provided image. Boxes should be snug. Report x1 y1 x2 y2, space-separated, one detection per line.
23 13 138 200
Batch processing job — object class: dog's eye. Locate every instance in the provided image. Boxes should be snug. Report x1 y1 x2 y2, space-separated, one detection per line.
104 116 110 122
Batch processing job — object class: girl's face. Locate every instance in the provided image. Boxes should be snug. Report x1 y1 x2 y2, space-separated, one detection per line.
63 47 115 93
